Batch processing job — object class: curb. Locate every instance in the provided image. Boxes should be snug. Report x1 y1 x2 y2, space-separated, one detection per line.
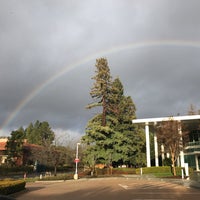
123 174 200 189
35 180 65 183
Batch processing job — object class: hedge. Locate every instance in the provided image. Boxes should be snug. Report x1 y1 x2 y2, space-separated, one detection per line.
0 180 26 195
93 167 136 176
135 166 194 176
0 166 34 175
38 174 74 181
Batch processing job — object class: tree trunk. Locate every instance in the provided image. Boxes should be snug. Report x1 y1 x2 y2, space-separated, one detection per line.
102 96 106 126
54 164 57 176
171 157 176 176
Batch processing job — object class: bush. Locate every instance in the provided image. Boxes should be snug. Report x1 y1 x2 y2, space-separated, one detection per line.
0 166 34 175
112 168 136 175
94 167 136 176
135 166 194 177
0 180 26 195
38 173 74 181
136 166 171 175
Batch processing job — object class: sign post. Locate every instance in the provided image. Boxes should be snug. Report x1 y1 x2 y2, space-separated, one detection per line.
74 158 80 163
74 143 80 180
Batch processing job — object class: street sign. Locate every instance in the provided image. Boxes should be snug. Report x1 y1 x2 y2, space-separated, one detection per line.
74 158 80 163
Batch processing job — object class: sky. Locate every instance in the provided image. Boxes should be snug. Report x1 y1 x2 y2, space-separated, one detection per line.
1 0 200 139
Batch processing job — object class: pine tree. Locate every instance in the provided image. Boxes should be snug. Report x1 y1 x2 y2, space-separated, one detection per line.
108 78 145 166
82 58 114 169
86 58 112 126
82 58 146 169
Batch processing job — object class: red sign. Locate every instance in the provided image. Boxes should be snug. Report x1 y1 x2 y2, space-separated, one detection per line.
74 158 80 163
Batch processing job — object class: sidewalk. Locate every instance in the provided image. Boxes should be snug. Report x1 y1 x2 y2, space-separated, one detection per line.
122 174 200 189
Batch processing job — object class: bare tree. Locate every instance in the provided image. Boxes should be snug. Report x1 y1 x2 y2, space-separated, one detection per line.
156 120 186 176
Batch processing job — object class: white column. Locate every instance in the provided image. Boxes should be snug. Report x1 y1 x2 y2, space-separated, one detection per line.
180 151 184 167
177 156 180 167
161 144 165 166
145 122 151 167
195 155 199 171
166 153 170 158
154 132 159 167
178 121 185 167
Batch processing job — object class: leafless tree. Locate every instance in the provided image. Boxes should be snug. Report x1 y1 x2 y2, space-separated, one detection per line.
156 120 188 176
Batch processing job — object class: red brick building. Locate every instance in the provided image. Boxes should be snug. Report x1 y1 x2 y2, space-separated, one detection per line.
0 137 8 164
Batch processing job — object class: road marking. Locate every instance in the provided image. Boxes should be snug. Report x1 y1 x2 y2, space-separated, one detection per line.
118 181 185 191
118 184 129 190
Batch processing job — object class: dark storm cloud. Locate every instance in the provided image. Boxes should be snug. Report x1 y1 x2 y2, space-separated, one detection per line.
1 0 200 137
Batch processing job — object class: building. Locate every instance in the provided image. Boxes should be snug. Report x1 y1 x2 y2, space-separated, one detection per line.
132 115 200 171
184 130 200 171
0 137 39 166
0 137 8 164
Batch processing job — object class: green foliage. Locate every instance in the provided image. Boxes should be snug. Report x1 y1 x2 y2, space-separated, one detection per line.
89 58 112 101
0 180 26 195
95 168 136 176
162 158 172 166
25 120 55 145
6 121 55 166
6 128 26 166
136 166 172 174
87 58 112 127
135 166 194 177
38 173 74 181
0 166 34 175
82 58 146 169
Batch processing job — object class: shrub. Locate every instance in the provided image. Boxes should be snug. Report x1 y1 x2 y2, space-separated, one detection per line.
135 166 194 177
0 166 34 175
37 173 75 181
136 166 171 175
0 180 26 195
112 168 136 175
94 167 136 176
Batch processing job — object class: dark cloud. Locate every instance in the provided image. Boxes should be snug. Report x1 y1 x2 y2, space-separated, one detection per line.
1 0 200 137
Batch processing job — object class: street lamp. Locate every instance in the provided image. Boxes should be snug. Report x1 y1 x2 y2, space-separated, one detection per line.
74 142 80 180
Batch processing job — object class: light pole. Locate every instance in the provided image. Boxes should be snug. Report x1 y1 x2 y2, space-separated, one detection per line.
74 142 80 180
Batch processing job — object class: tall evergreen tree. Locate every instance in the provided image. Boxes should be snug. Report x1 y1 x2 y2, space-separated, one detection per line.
82 58 114 168
108 78 145 166
86 58 112 126
82 58 146 169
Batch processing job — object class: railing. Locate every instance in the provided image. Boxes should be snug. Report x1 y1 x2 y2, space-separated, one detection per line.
187 141 200 146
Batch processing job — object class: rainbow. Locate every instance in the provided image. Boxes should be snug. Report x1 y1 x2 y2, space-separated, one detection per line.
1 39 200 131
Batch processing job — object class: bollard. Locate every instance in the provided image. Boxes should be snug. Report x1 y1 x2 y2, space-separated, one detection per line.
23 173 27 180
181 169 184 179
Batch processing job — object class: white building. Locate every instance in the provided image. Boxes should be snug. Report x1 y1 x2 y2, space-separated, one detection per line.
132 115 200 171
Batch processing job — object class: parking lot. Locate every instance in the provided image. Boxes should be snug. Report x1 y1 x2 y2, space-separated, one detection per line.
12 177 200 200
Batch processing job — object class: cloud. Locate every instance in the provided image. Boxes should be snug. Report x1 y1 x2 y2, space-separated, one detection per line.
1 0 200 138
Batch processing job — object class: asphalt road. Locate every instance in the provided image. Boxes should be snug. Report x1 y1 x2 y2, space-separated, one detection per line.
12 177 200 200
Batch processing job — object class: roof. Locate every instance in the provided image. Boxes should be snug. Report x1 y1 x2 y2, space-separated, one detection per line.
132 114 200 124
0 137 41 151
0 142 6 151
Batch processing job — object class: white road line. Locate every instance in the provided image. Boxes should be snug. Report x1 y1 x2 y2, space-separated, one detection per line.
118 184 129 190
